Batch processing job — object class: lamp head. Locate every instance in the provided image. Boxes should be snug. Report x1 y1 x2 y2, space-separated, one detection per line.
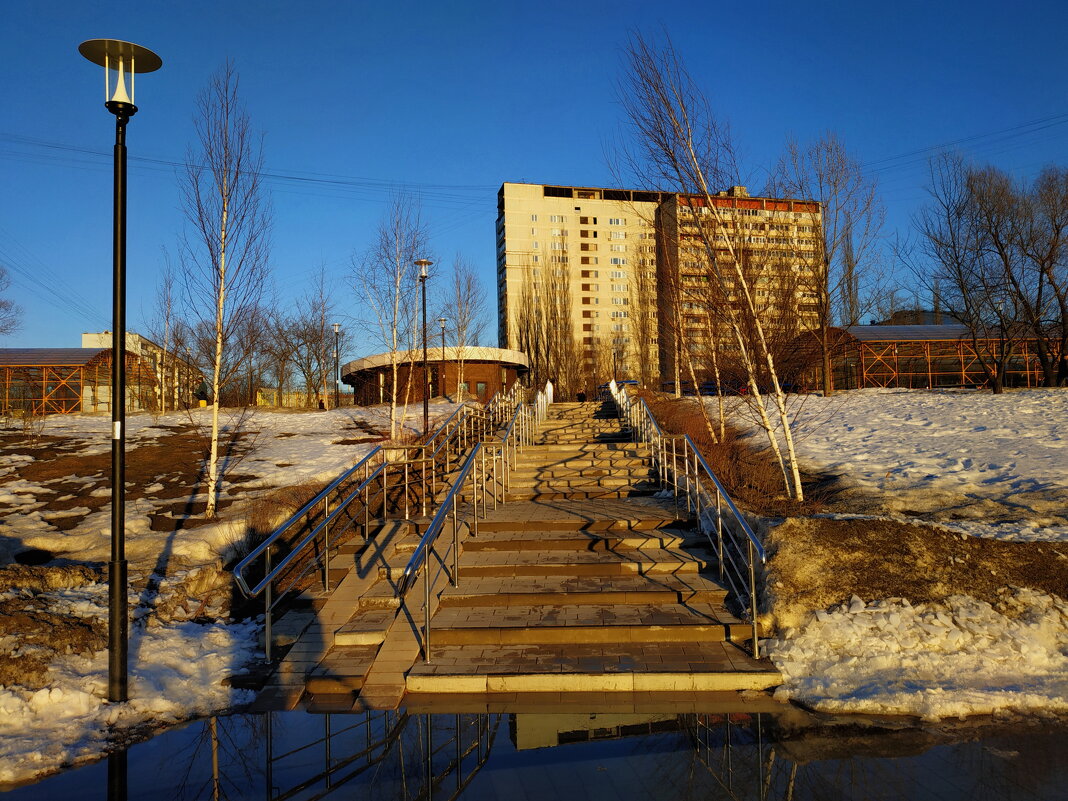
332 322 340 334
414 259 432 280
79 39 162 116
438 317 446 330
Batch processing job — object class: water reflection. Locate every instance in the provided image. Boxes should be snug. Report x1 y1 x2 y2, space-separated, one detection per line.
6 706 1066 800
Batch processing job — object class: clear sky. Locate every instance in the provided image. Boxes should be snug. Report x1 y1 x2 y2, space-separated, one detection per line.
3 0 1067 358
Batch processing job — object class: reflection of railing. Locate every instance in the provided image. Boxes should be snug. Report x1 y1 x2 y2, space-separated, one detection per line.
687 712 771 801
262 711 501 801
608 380 766 656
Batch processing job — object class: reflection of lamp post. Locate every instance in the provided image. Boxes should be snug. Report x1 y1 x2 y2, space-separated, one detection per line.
438 317 447 398
79 38 162 703
332 322 340 409
415 259 432 434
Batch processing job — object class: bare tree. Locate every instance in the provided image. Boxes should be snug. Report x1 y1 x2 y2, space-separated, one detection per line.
911 154 1025 393
447 255 487 397
0 265 20 337
769 133 885 395
179 62 271 517
291 267 334 407
618 33 805 499
352 196 428 438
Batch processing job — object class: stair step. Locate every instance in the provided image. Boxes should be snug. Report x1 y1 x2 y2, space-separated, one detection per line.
404 642 778 694
305 645 379 693
334 607 397 645
422 606 743 649
438 574 727 606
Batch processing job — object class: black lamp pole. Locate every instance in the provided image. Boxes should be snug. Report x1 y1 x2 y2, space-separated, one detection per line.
415 260 432 434
332 323 340 409
79 39 162 703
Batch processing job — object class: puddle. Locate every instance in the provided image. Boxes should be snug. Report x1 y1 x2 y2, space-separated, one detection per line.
5 707 1066 799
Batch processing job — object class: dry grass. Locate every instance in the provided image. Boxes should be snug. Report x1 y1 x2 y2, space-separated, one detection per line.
639 391 822 516
765 517 1068 629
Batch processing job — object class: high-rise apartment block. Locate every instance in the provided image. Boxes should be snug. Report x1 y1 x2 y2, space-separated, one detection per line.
496 181 822 388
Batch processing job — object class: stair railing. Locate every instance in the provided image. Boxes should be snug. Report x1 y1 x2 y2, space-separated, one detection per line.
608 380 767 657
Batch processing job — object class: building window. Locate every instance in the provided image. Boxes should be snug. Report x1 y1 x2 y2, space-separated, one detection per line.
477 382 487 397
530 214 538 222
609 231 626 240
609 258 626 266
610 244 626 252
611 283 626 292
610 270 626 279
608 217 625 225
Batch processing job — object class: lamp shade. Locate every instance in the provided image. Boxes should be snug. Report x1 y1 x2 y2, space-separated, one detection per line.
78 39 162 106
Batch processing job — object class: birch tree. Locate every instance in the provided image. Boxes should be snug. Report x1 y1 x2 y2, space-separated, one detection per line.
179 63 271 517
352 196 428 438
618 33 805 499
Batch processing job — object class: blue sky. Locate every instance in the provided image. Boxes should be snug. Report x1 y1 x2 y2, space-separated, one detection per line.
3 0 1067 357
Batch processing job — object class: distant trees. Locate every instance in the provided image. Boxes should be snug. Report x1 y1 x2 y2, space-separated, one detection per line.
0 265 20 337
178 62 271 517
769 133 885 395
912 154 1068 392
351 196 429 438
513 250 583 397
446 255 487 397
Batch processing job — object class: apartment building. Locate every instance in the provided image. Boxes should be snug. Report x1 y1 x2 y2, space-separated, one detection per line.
496 182 665 385
496 182 822 389
655 187 823 384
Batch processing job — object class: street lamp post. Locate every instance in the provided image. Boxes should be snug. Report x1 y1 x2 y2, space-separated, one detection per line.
332 323 340 409
79 38 162 703
438 317 447 398
415 259 432 435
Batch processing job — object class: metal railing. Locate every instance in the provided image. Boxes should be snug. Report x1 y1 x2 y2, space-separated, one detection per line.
396 383 550 662
608 379 767 656
232 392 523 662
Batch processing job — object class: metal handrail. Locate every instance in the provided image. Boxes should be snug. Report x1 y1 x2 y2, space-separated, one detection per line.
233 446 384 598
397 442 486 662
608 379 767 656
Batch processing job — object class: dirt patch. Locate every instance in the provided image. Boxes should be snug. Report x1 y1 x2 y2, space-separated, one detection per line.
0 566 107 689
332 438 381 446
765 517 1068 630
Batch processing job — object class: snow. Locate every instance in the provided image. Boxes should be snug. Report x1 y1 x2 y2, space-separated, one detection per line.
766 590 1068 720
0 401 459 565
728 388 1068 541
0 400 460 785
728 388 1068 718
0 583 259 785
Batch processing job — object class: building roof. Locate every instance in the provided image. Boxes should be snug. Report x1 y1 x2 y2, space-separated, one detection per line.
0 348 112 366
844 324 972 342
343 346 530 375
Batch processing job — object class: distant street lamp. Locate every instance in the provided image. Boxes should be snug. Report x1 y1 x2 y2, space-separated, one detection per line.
415 259 432 434
332 322 340 409
438 317 447 397
79 38 162 703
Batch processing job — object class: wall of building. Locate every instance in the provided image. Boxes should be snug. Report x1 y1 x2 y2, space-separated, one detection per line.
348 360 522 406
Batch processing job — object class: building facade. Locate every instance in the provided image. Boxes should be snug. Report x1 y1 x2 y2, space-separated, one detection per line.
342 347 529 406
496 182 822 392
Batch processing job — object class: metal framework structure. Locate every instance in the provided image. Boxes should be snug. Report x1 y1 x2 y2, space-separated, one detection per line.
784 325 1054 391
855 337 1043 389
0 348 155 415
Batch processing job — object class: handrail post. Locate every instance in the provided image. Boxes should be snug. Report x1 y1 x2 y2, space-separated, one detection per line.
404 462 410 520
451 492 459 586
749 539 760 658
421 452 427 518
716 491 724 581
424 555 432 663
323 491 331 592
264 544 273 662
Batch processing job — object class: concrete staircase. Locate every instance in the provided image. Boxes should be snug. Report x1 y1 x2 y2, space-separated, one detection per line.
508 401 659 500
280 397 778 711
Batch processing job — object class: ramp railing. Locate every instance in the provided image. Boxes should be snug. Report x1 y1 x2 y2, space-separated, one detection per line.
608 380 767 656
